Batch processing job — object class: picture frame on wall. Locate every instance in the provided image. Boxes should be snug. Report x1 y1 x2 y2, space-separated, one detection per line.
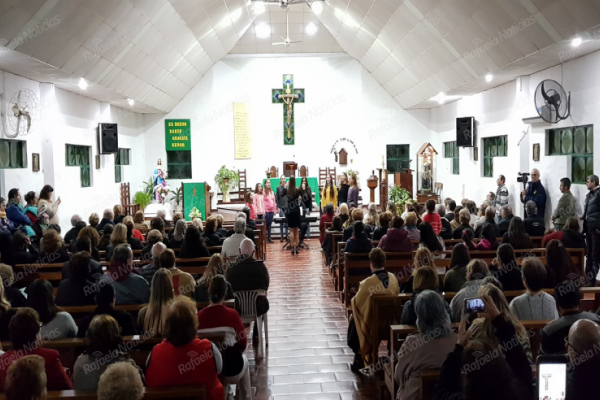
95 155 100 169
533 143 540 161
32 154 40 172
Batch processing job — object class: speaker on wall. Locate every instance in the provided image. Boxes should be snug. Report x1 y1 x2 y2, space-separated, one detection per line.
456 117 475 147
98 123 119 154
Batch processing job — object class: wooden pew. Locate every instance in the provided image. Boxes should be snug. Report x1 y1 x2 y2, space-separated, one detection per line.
0 385 206 400
60 299 235 324
1 331 227 372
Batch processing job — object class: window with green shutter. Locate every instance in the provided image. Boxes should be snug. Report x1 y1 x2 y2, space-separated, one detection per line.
482 136 508 177
0 139 27 169
66 145 91 187
548 124 593 184
167 151 192 179
386 145 410 174
444 141 459 175
114 148 130 183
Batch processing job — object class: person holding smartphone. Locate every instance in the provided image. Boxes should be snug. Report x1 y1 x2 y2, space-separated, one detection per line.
434 295 533 400
37 185 61 226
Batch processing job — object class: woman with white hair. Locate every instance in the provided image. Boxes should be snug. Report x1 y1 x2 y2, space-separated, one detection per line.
394 290 456 400
192 218 204 231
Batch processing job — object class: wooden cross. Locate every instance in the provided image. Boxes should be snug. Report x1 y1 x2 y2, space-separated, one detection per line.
542 373 552 390
272 74 305 146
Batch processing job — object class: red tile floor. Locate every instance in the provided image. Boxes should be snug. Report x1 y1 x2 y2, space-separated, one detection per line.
244 241 379 400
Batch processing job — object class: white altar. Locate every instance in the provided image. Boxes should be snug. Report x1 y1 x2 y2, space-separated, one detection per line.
144 202 173 220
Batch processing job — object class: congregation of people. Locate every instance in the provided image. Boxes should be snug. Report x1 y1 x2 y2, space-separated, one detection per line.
0 183 276 400
313 170 600 400
0 168 600 400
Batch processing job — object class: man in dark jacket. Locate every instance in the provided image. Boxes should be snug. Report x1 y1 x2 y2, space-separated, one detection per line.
76 281 136 338
566 319 600 400
63 215 82 245
582 174 600 286
61 237 102 281
436 204 453 240
96 209 115 233
521 168 547 219
540 281 600 355
523 200 546 237
445 200 456 224
498 205 514 235
226 238 269 315
475 206 502 238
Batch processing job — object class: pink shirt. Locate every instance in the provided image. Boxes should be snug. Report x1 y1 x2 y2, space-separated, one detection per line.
246 203 257 220
263 191 276 213
254 193 265 215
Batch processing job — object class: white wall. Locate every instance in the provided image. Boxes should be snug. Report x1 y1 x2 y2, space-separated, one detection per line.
1 71 146 232
142 55 433 208
432 49 600 222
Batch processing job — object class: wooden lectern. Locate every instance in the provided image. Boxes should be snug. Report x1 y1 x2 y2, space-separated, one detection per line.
394 168 414 199
285 163 298 177
377 168 390 211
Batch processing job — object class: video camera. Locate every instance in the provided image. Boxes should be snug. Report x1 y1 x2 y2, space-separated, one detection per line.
517 172 530 184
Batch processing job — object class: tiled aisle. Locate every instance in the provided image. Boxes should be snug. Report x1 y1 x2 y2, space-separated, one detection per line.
246 241 378 400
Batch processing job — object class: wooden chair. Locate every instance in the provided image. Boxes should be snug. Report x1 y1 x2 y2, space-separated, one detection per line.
328 167 336 179
319 168 328 187
270 166 278 178
300 165 308 177
120 182 140 216
434 182 443 196
238 169 247 201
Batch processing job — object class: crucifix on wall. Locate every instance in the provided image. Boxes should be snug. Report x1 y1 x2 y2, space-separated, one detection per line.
272 74 305 145
542 373 551 390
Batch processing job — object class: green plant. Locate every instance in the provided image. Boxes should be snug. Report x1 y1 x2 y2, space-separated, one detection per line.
388 186 411 213
214 166 239 193
134 191 152 211
142 176 155 198
172 187 183 205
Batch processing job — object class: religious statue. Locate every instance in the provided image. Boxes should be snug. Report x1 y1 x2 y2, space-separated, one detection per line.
152 159 168 202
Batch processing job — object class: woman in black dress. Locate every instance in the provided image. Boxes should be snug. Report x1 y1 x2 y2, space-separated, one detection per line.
338 173 349 208
285 177 302 255
299 177 312 239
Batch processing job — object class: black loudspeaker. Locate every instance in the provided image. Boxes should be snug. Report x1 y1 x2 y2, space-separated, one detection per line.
98 123 118 154
456 117 475 147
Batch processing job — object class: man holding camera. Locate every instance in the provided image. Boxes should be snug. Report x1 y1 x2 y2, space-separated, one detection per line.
582 174 600 286
521 169 547 219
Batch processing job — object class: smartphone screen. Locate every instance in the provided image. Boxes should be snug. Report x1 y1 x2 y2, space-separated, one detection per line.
464 298 485 314
538 362 566 400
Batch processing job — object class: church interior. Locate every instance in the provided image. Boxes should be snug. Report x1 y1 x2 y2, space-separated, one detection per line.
1 0 600 399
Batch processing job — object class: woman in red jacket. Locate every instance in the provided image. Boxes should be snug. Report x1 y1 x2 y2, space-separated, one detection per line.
146 297 224 400
319 203 335 244
198 275 251 399
0 308 72 391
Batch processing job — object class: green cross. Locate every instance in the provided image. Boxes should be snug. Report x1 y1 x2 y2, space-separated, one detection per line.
272 74 305 145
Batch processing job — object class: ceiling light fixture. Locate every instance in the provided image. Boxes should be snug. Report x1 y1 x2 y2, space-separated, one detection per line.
436 92 447 104
78 78 88 90
306 23 317 35
255 23 271 38
254 2 266 15
571 37 582 47
127 98 134 106
485 74 493 82
311 2 323 14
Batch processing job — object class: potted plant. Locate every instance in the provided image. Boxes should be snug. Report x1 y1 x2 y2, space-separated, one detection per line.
388 185 412 214
134 191 152 212
189 206 202 220
265 169 271 179
172 187 183 212
215 166 239 203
